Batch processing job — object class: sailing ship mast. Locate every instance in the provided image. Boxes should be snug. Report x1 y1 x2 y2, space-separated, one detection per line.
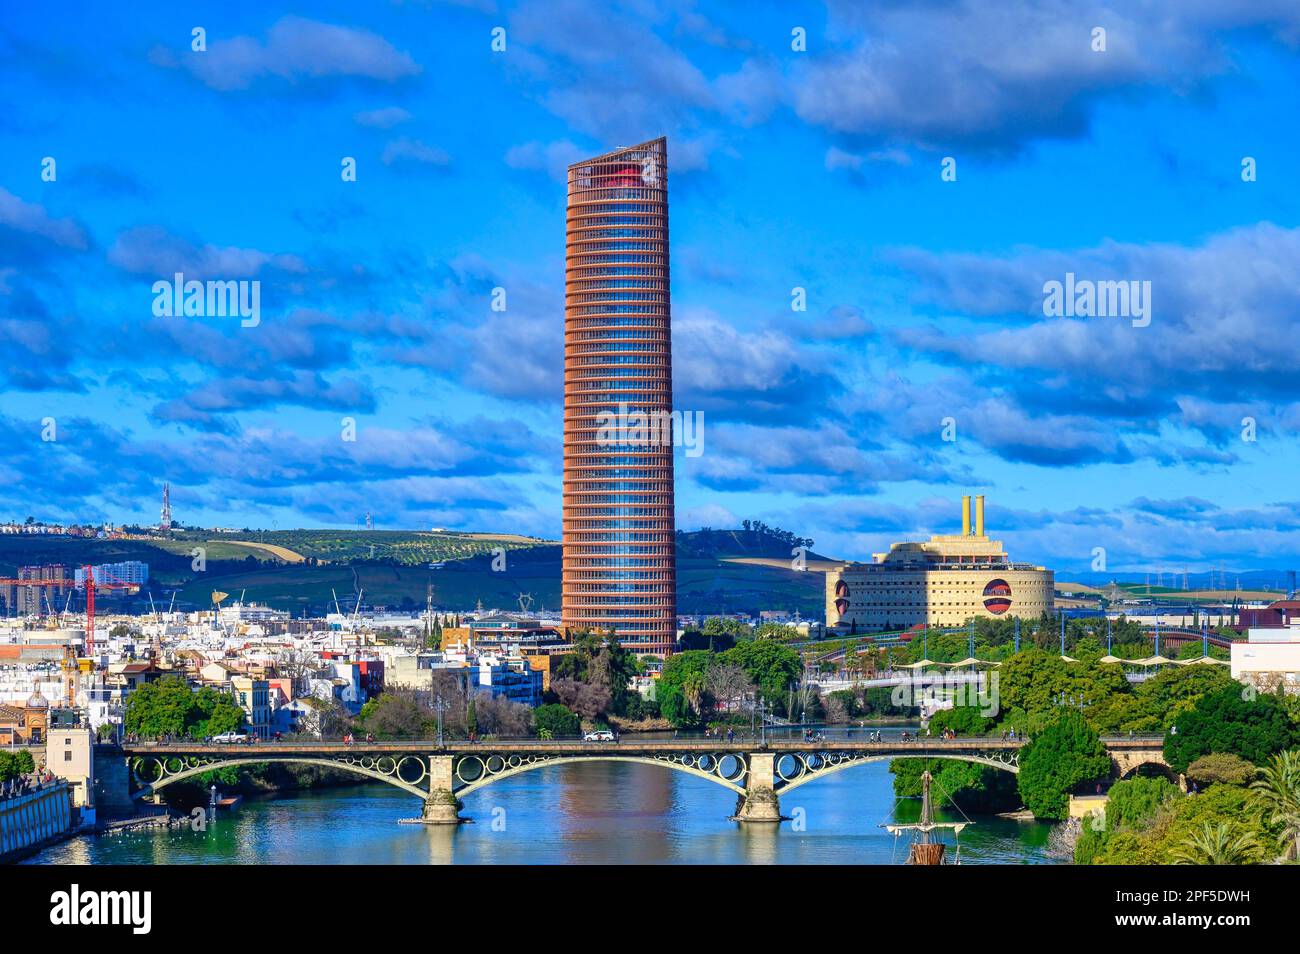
883 769 970 865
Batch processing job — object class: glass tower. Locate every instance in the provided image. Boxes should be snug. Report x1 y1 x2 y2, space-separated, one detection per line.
563 138 676 656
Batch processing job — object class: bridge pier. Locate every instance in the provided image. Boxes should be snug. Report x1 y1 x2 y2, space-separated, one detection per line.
733 753 783 823
419 756 462 825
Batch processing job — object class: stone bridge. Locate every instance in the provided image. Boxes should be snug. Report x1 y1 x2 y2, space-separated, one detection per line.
121 736 1167 824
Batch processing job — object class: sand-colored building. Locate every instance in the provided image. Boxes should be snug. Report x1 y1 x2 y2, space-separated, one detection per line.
826 495 1054 632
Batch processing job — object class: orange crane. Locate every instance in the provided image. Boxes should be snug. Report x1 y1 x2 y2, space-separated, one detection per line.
0 564 138 652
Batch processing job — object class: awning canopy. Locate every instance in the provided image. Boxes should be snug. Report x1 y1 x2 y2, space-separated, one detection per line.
1176 655 1230 666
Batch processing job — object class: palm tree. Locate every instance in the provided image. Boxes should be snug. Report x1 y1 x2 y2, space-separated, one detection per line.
1252 749 1300 861
1169 822 1264 865
683 672 707 717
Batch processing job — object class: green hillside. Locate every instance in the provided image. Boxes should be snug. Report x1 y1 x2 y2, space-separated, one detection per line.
0 527 829 618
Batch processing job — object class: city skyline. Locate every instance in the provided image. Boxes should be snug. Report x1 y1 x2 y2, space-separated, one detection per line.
4 3 1300 574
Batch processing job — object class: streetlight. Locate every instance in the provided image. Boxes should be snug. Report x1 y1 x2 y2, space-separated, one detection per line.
433 692 448 748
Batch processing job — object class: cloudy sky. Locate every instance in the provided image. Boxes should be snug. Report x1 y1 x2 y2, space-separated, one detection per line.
3 1 1300 575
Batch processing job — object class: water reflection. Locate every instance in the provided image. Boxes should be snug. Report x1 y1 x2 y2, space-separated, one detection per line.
28 760 1058 866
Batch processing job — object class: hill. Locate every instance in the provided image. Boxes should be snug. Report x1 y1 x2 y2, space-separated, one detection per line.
0 527 830 618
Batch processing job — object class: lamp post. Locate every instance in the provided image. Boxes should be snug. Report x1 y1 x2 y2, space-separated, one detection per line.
1014 617 1020 653
432 691 448 748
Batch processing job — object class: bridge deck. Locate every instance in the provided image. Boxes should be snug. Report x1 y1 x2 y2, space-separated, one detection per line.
121 736 1162 757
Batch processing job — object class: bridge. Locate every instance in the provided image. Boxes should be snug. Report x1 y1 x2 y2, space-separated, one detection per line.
121 736 1168 824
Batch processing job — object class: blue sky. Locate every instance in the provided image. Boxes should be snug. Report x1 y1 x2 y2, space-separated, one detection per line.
3 0 1300 575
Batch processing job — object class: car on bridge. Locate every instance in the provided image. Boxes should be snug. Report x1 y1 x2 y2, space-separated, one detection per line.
211 732 250 744
583 730 616 742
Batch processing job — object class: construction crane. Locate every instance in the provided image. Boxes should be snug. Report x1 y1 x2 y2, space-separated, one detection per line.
0 565 136 650
1 566 138 709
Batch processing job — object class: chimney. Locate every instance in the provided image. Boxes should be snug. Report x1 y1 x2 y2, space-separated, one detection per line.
975 495 985 537
961 496 971 536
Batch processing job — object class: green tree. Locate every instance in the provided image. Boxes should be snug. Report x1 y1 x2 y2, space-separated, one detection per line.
1186 753 1258 788
1250 749 1300 861
891 757 1019 813
720 640 801 710
997 647 1129 723
1163 684 1298 773
1105 775 1179 830
657 650 714 727
927 705 994 737
1169 821 1265 865
124 676 246 739
356 690 428 739
1017 710 1111 820
466 698 478 739
532 704 580 739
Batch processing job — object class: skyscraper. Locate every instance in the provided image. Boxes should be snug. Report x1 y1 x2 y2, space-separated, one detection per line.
562 138 676 656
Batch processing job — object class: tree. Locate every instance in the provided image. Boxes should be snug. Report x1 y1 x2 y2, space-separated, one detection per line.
720 640 801 708
550 678 612 721
705 663 752 716
1163 684 1298 774
471 694 532 738
124 676 246 739
927 705 994 737
657 650 714 727
357 689 427 739
997 647 1129 723
1250 749 1300 862
682 671 708 717
1169 821 1265 865
1104 775 1179 830
891 758 1020 813
1017 710 1111 820
533 704 580 739
466 698 478 739
1186 753 1258 788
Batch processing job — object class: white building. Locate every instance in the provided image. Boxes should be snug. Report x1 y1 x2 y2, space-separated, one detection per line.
75 561 149 587
1231 627 1300 693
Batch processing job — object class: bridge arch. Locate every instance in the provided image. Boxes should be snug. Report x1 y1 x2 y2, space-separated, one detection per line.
772 751 1019 795
131 756 429 801
452 754 748 798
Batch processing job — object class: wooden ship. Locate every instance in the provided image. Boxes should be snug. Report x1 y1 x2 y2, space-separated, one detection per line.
882 769 969 865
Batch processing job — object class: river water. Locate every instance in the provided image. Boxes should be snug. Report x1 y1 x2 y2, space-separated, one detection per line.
29 749 1060 865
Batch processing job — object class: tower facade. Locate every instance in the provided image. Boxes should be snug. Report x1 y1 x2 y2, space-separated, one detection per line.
562 138 676 655
160 481 172 531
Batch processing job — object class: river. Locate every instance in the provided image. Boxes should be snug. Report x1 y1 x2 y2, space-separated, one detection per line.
28 747 1061 865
